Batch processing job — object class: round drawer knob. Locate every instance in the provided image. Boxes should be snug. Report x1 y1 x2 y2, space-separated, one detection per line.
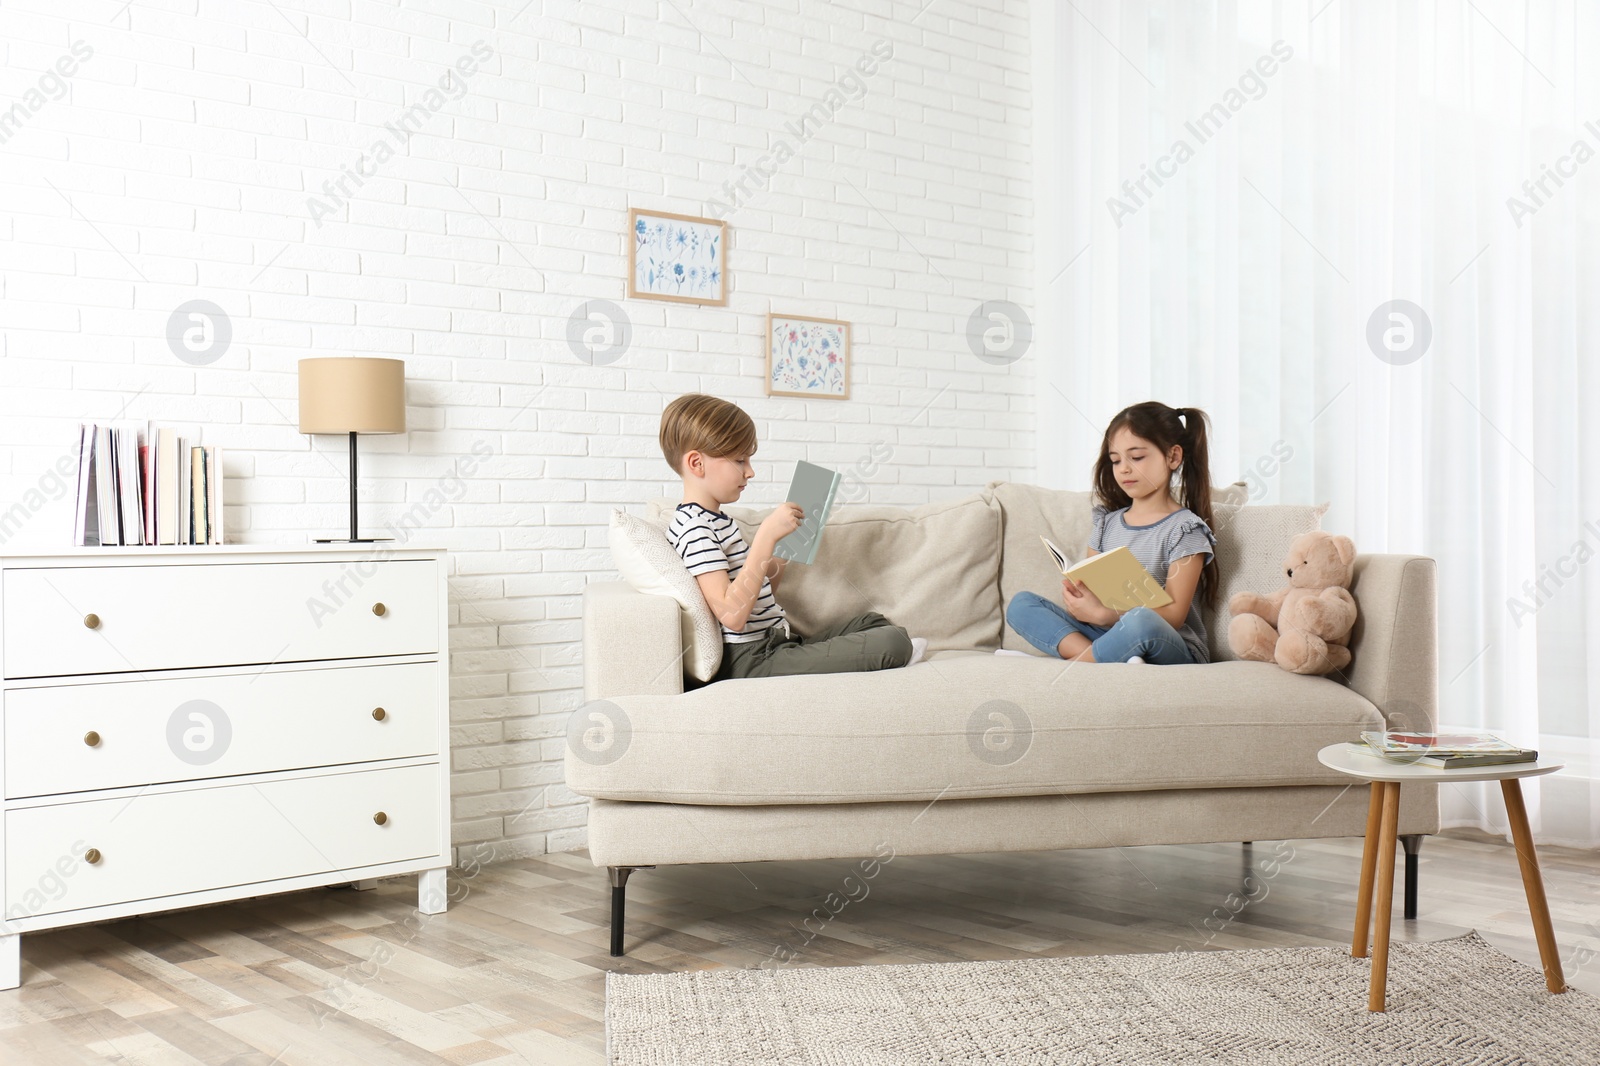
84 613 101 630
373 811 389 826
84 730 101 747
371 707 387 721
371 602 387 617
84 847 102 864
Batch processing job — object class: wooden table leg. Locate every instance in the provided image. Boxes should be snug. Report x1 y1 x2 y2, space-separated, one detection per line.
1352 782 1384 958
1368 781 1402 1012
1501 779 1568 994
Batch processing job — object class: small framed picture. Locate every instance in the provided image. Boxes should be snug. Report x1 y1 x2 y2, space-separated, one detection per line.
628 207 727 306
766 313 850 400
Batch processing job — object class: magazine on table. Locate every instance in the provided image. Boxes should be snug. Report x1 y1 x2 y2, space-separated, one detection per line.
1354 730 1537 768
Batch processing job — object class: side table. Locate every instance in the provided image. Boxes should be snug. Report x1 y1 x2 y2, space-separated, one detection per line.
1316 743 1567 1012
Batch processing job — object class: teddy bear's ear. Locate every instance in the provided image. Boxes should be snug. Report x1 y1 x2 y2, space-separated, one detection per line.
1332 534 1356 566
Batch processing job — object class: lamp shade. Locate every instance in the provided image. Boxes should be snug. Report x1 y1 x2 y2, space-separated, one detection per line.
297 357 406 434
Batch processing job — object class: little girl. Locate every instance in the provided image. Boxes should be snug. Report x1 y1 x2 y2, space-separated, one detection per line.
1008 402 1219 664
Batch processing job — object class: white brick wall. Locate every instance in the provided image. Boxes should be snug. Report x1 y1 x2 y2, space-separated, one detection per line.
0 0 1033 862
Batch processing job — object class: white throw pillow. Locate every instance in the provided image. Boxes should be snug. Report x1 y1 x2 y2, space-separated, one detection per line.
607 510 723 682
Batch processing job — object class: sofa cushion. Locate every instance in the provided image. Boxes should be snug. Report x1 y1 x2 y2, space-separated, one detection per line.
652 492 1004 653
607 510 723 681
1204 502 1329 662
987 481 1249 652
564 655 1385 805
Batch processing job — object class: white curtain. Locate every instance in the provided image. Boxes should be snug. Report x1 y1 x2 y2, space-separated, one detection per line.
1031 0 1599 846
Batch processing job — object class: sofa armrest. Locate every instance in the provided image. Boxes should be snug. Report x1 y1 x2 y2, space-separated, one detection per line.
1344 554 1437 732
583 581 686 700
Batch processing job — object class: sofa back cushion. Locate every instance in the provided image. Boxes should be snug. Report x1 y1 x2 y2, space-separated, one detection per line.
986 481 1252 652
1204 501 1328 661
649 492 1004 652
986 483 1098 652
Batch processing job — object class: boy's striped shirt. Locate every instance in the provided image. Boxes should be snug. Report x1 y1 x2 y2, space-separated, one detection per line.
667 502 785 643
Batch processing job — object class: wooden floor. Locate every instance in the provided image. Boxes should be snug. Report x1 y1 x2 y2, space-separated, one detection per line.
3 829 1599 1064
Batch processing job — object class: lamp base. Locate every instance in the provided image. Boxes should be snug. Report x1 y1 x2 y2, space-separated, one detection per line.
314 537 394 544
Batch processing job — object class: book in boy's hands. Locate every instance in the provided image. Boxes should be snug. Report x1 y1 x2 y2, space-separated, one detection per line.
1040 537 1173 612
1360 730 1537 767
772 461 841 566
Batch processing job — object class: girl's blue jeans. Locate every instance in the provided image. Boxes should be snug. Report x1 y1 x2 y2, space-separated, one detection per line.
1006 592 1196 664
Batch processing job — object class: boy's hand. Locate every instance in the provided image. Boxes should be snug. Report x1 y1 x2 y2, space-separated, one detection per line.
757 502 804 545
1062 578 1113 625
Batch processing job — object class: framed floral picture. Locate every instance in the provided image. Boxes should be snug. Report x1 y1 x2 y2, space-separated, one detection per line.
628 207 727 306
766 313 850 400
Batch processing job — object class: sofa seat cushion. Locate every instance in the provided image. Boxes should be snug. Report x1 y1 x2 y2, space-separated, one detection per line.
564 657 1386 805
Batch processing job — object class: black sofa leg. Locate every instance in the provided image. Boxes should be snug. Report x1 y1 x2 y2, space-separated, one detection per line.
609 866 652 957
1400 835 1423 919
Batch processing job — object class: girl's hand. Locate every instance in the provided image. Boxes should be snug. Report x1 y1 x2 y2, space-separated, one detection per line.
1062 578 1115 625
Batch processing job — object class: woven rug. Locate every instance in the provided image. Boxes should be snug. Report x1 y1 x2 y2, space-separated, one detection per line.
606 931 1600 1064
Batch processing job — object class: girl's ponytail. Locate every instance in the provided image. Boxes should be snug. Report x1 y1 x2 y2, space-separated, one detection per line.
1174 407 1219 610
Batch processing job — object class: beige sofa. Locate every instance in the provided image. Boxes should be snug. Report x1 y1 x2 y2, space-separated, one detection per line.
567 482 1440 956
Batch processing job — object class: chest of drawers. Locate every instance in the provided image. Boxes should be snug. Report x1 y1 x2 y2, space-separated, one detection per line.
0 546 452 989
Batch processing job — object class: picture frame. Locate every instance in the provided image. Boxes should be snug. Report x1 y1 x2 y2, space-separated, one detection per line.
766 313 850 400
627 207 727 306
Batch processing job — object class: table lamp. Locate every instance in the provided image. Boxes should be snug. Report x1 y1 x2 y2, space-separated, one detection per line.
297 357 406 543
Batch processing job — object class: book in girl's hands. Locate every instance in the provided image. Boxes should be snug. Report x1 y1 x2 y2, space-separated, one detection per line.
1040 537 1173 612
772 461 841 566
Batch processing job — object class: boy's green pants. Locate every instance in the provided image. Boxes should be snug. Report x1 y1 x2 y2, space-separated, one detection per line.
716 612 912 680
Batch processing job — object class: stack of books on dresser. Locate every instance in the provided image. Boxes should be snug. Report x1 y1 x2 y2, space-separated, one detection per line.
1354 730 1537 769
74 422 223 546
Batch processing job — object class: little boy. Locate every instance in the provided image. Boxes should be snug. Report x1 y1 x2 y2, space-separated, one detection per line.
659 393 917 680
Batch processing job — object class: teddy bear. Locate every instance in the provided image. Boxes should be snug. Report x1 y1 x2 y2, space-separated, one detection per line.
1227 530 1359 675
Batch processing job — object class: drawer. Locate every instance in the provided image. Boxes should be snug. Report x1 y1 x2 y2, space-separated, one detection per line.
5 662 440 799
3 560 438 678
5 763 442 918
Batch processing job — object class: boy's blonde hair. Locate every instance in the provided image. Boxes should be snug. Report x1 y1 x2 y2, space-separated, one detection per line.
659 394 758 475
